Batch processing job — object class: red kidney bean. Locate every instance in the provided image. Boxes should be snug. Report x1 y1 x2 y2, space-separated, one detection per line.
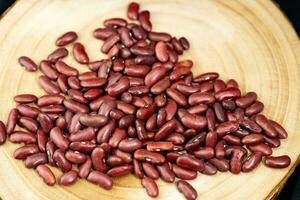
185 132 206 151
166 152 182 163
39 75 61 94
193 72 219 83
106 155 123 167
145 114 157 131
133 159 144 179
144 67 167 88
38 94 64 107
124 64 150 77
47 48 68 64
59 170 78 186
176 84 201 96
65 150 86 164
104 18 127 27
154 119 177 141
56 31 77 46
14 144 39 159
230 149 245 174
156 108 167 128
151 77 171 95
255 114 277 138
73 43 89 64
146 141 174 152
134 149 165 164
236 92 257 108
181 111 207 130
193 147 214 159
226 79 238 88
242 152 263 172
18 116 38 133
83 88 102 100
107 165 133 177
78 157 92 179
233 129 250 138
14 94 38 104
154 94 166 108
136 103 156 121
40 105 65 114
240 119 262 133
149 32 171 42
214 79 226 92
118 138 142 152
69 113 83 134
222 99 236 111
223 135 241 146
245 101 264 116
201 162 217 175
46 141 56 166
97 121 116 144
188 92 215 106
36 130 47 152
215 140 226 159
264 135 281 148
176 155 204 171
130 45 154 56
171 37 184 54
91 147 106 172
206 108 216 131
9 131 36 144
264 155 291 169
166 133 185 145
209 158 229 172
215 87 241 102
141 162 159 179
37 113 53 133
172 164 197 180
241 134 264 145
94 27 117 40
216 121 239 137
55 61 78 76
156 163 175 183
127 2 139 20
80 78 107 88
56 74 68 93
155 42 169 62
69 127 95 142
139 11 152 32
18 56 37 72
213 102 226 122
67 76 80 90
98 100 117 117
166 88 187 107
270 120 288 139
0 121 7 145
101 33 120 53
170 66 191 82
179 37 189 49
200 81 214 93
87 171 112 190
78 114 108 127
25 153 47 168
41 61 60 82
36 165 56 186
63 99 89 113
177 180 197 200
205 131 217 148
16 104 39 119
248 143 272 156
141 176 159 198
135 119 147 141
106 129 125 148
50 127 69 151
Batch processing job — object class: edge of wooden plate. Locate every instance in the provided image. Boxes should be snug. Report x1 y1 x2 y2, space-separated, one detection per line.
0 0 299 200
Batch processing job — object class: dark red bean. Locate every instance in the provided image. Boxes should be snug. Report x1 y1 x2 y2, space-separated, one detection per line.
91 147 106 172
139 11 152 32
242 152 263 172
248 143 272 156
205 131 217 148
104 18 127 27
223 135 241 146
177 180 197 200
118 138 142 152
230 149 245 174
37 113 53 133
154 119 177 141
107 165 133 177
185 132 206 151
63 99 89 113
9 131 36 144
209 158 229 172
264 155 291 169
108 128 127 148
172 164 197 180
155 41 169 62
97 121 116 144
142 176 159 198
36 165 56 186
214 79 226 92
127 2 139 20
146 141 174 152
242 134 264 145
0 121 7 145
245 101 264 116
176 155 204 171
188 92 215 106
216 121 239 137
65 150 86 164
87 171 112 190
18 117 38 133
25 153 47 168
151 77 171 95
36 130 47 152
47 48 68 64
134 149 165 164
206 108 216 131
166 88 187 107
176 84 201 96
69 141 96 153
213 102 226 122
201 162 217 175
78 157 92 179
18 56 37 72
255 114 277 138
141 162 159 179
59 170 78 186
215 87 241 102
79 114 108 127
166 133 185 145
14 94 38 104
193 72 219 83
39 75 60 94
193 147 214 159
50 127 69 151
55 61 78 76
181 111 207 130
101 33 120 53
56 31 78 46
14 144 39 159
69 127 95 142
179 37 190 49
215 140 226 159
236 92 257 108
149 32 171 42
270 120 288 139
16 104 38 119
73 43 89 64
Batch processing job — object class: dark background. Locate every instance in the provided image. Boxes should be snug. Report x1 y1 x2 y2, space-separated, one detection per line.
0 0 300 199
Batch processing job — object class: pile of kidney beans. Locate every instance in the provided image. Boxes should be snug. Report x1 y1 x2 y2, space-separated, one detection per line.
0 2 291 200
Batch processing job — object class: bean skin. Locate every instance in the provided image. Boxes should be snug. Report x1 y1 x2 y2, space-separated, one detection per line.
141 177 159 198
177 180 198 200
87 171 113 190
264 155 291 169
59 170 78 186
36 165 56 186
242 152 263 172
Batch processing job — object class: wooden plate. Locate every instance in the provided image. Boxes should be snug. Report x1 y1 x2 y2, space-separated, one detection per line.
0 0 299 199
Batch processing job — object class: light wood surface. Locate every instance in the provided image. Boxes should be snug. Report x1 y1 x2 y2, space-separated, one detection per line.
0 0 299 199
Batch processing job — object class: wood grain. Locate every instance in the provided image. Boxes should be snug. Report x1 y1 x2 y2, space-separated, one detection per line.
0 0 299 199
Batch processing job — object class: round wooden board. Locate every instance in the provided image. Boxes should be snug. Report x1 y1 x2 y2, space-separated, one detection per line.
0 0 299 199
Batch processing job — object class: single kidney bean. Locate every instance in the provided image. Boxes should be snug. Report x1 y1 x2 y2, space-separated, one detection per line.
25 153 47 168
98 100 117 117
53 149 73 172
59 170 78 186
226 79 239 88
37 130 47 152
193 72 219 83
40 105 65 114
14 144 39 159
73 42 89 64
245 101 264 117
50 127 69 151
166 88 187 107
118 138 142 152
9 131 36 144
187 104 208 115
171 37 184 54
14 94 38 104
215 140 226 159
216 121 239 137
67 76 81 90
38 94 64 107
18 56 37 72
104 18 127 27
0 121 7 145
107 165 133 177
69 113 83 134
139 10 152 32
87 171 113 190
116 101 137 115
264 155 291 169
255 114 277 138
193 147 214 159
146 141 174 152
172 164 197 180
179 37 189 49
41 60 61 80
240 119 262 133
94 27 117 40
170 66 191 82
142 162 159 179
108 128 127 148
151 77 171 95
215 87 241 102
154 119 177 141
142 176 159 198
37 113 53 133
149 32 171 42
135 119 147 140
270 120 288 139
155 94 167 108
248 143 272 156
209 158 229 172
236 92 257 108
106 155 123 167
79 114 108 127
213 102 226 122
65 150 87 164
101 33 120 53
16 104 39 119
39 75 61 94
55 61 78 76
233 108 244 122
124 64 150 77
242 134 264 145
145 67 167 87
156 108 167 128
36 165 56 186
177 180 197 200
164 100 177 121
134 149 165 164
214 79 226 93
63 99 89 113
46 141 56 166
78 157 92 179
205 131 218 148
56 31 77 46
156 162 175 183
185 132 206 151
80 77 107 88
188 92 215 106
110 109 125 121
130 45 154 56
242 152 263 172
91 147 106 172
223 135 241 146
97 121 116 144
127 2 139 20
69 127 95 142
145 114 157 131
233 129 250 138
176 155 204 171
181 111 207 130
264 136 281 148
47 48 68 64
83 88 102 100
166 133 185 145
201 162 217 175
230 149 245 174
206 108 216 131
57 74 69 93
222 99 236 111
176 84 201 96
